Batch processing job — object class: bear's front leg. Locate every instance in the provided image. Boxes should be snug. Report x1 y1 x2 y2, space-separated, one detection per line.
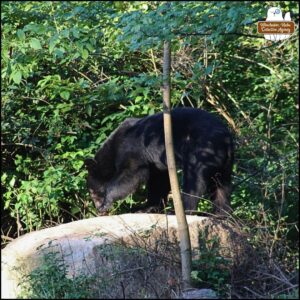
103 163 149 212
147 167 170 209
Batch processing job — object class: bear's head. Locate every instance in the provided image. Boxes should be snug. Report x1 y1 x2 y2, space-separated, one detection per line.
84 158 109 215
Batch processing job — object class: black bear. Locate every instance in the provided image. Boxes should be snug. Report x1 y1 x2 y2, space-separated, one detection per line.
85 107 234 216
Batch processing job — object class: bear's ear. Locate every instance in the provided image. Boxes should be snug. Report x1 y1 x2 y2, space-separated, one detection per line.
84 158 97 173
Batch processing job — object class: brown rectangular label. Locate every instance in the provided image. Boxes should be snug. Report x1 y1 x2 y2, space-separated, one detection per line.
257 21 295 34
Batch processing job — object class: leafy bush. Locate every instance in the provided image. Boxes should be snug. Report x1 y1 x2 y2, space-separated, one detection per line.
18 234 181 299
192 231 231 297
19 242 97 299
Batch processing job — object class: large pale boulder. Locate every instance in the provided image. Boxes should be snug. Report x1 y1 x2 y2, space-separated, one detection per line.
1 214 249 299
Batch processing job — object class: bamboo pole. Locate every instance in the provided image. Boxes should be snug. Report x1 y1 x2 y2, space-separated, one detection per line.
162 40 192 290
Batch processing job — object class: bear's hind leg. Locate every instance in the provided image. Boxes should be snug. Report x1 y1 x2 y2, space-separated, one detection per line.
182 166 207 214
211 179 232 216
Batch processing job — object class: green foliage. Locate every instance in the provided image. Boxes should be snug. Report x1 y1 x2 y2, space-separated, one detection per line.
18 236 181 299
192 230 231 297
19 242 97 299
271 288 299 299
117 1 264 50
1 1 163 235
197 198 214 214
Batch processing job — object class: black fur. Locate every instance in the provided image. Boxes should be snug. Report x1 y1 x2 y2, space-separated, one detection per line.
85 108 234 215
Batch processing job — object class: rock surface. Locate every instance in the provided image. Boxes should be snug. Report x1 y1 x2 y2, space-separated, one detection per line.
1 213 247 298
182 288 218 299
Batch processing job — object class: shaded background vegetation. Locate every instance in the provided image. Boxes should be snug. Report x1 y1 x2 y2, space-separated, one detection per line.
1 1 299 296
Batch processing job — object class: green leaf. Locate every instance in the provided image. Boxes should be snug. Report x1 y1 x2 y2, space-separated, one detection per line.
16 29 25 41
4 195 12 209
11 70 22 84
205 65 213 75
87 105 92 116
45 185 52 193
49 36 59 54
71 206 81 215
9 177 16 188
30 38 42 50
55 143 62 150
54 48 65 58
85 43 94 52
1 173 7 183
60 91 70 100
23 23 39 33
24 3 33 11
72 28 80 39
81 49 89 60
73 160 84 171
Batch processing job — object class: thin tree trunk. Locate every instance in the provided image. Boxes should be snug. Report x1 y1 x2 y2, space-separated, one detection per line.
162 40 192 290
